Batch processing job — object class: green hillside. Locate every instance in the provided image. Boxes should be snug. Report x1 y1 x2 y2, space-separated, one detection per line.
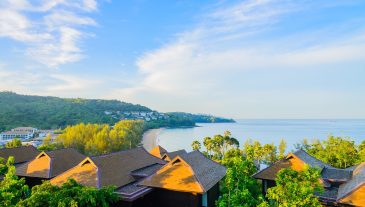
167 112 235 123
0 92 234 131
0 92 151 131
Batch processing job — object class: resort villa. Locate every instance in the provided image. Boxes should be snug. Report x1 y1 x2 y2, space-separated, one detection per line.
0 127 37 141
254 149 365 206
2 144 365 207
0 145 39 166
0 145 226 207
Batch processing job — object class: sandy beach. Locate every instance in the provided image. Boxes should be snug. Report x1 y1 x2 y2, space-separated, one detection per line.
142 128 164 151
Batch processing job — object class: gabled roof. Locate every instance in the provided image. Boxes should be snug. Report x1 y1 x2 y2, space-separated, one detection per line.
140 151 226 193
130 163 164 178
150 145 167 158
51 147 166 189
289 149 331 169
321 167 352 182
337 162 365 201
254 149 332 181
253 159 291 180
0 146 39 165
16 148 86 178
162 149 187 161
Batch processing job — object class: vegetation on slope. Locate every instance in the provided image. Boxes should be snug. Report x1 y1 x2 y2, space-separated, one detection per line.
0 92 150 131
167 112 235 123
56 120 144 156
0 92 234 131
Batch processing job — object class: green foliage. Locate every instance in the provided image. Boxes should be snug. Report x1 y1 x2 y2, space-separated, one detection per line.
0 157 30 207
57 120 144 156
359 140 365 162
17 180 118 207
216 156 264 207
296 136 360 168
191 140 201 151
143 114 195 129
37 134 59 151
37 144 59 152
166 112 235 123
192 131 239 160
0 157 7 175
5 139 22 148
0 92 151 130
243 140 279 165
278 139 286 160
266 166 323 207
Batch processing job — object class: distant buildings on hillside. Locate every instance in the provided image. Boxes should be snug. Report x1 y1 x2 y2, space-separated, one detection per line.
0 127 56 146
0 127 37 141
104 110 169 121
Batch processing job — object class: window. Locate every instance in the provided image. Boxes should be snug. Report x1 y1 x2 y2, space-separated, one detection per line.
202 193 207 207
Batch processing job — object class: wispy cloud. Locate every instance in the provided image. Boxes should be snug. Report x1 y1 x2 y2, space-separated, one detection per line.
113 0 365 117
0 0 98 67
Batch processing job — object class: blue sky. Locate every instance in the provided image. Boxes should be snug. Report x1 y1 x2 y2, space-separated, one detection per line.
0 0 365 119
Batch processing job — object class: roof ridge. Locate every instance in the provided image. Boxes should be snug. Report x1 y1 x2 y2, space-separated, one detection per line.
91 147 145 158
253 158 287 178
190 150 226 168
0 145 37 150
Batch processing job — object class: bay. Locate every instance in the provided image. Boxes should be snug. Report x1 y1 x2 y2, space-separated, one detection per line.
143 119 365 152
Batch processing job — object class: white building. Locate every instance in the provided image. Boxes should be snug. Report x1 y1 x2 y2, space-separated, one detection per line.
12 127 37 134
0 131 34 141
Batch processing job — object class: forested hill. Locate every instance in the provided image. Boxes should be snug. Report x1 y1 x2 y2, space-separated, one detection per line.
0 92 234 131
167 112 235 123
0 92 151 130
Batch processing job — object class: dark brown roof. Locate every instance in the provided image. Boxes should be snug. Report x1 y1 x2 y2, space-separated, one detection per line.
116 182 152 201
162 149 187 161
291 149 331 169
254 150 332 181
321 167 353 182
180 151 226 192
140 151 226 193
316 187 339 201
130 163 164 178
253 158 291 180
91 147 166 188
337 162 365 201
0 146 39 164
16 148 86 178
150 145 168 158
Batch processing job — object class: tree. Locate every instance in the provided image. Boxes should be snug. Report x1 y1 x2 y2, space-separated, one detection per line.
56 120 144 156
203 137 213 157
5 139 22 148
217 157 264 207
266 166 323 207
0 157 30 207
358 140 365 162
191 140 201 151
37 135 58 151
0 157 7 175
278 139 286 159
299 136 360 168
243 140 277 165
17 180 118 207
192 131 240 161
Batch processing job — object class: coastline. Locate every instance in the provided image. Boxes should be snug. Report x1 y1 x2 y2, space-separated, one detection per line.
142 128 164 151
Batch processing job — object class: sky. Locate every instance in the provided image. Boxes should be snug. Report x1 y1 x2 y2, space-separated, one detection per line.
0 0 365 119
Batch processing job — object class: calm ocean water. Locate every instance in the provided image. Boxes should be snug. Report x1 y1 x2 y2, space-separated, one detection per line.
148 119 365 152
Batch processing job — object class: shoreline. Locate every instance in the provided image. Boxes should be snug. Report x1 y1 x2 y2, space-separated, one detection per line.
142 128 164 151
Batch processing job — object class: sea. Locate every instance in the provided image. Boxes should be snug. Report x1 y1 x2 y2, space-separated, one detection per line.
142 119 365 152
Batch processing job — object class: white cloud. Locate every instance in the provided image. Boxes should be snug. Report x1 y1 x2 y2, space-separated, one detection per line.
0 0 99 67
113 0 365 117
47 73 101 92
